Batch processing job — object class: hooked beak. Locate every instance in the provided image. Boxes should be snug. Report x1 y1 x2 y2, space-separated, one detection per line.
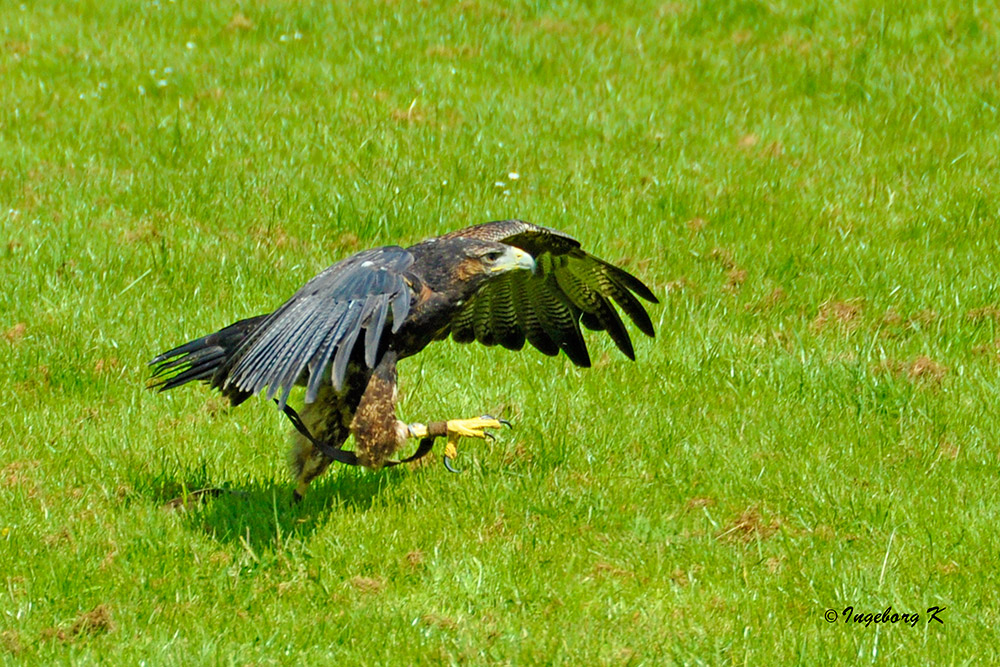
496 246 536 275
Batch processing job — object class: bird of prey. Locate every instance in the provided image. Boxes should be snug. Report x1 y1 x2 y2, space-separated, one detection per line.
149 220 657 500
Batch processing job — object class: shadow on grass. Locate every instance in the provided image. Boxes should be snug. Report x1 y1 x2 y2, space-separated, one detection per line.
135 461 410 549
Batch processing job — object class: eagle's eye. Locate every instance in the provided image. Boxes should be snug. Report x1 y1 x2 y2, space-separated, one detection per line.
483 250 505 262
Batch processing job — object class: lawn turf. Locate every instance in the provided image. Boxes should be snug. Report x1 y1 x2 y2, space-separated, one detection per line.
2 0 999 663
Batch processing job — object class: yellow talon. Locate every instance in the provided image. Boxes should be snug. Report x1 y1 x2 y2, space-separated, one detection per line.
446 417 503 439
404 416 510 473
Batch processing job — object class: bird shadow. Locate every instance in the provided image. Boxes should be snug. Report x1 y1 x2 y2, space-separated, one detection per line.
136 461 408 550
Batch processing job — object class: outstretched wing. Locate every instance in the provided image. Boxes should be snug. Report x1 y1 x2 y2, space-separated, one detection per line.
214 246 416 408
442 220 658 367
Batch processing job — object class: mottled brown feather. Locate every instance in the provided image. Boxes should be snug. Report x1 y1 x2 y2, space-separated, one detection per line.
351 352 403 469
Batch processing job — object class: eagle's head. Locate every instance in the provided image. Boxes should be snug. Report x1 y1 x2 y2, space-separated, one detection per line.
412 237 535 300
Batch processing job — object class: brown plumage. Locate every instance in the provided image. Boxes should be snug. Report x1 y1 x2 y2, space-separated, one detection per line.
149 220 658 499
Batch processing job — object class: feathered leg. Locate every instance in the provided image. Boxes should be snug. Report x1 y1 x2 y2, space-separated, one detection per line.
288 383 351 501
351 352 407 469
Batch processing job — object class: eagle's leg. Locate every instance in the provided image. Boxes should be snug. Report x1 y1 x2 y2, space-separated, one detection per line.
352 352 511 470
288 384 350 502
404 416 511 472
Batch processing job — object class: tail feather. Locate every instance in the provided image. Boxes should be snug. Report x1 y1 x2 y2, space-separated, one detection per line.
148 314 270 404
152 348 228 390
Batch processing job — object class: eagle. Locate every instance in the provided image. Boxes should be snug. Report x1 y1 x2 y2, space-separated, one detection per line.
149 220 657 500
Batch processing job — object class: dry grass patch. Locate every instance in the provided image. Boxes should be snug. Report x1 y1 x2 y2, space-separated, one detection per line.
4 322 26 344
966 306 1000 323
1 630 23 655
875 356 948 385
725 268 748 289
685 496 716 510
225 12 253 31
2 460 40 489
685 217 708 233
71 605 115 637
745 287 787 312
425 44 479 59
41 605 115 643
349 576 385 594
587 562 636 581
811 299 862 332
708 247 736 269
972 339 1000 358
421 613 459 631
717 508 780 543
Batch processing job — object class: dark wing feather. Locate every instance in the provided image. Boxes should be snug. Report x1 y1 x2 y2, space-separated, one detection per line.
364 293 392 368
449 296 477 344
525 256 591 365
149 315 270 397
471 281 497 346
487 272 525 351
215 246 415 408
510 270 558 356
305 304 350 402
330 301 364 392
444 220 657 366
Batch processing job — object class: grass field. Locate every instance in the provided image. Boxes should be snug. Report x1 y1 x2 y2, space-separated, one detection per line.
3 0 999 663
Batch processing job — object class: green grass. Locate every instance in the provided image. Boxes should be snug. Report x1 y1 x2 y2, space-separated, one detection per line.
2 0 999 663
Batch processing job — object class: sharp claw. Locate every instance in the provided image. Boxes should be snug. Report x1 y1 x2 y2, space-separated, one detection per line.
443 455 461 473
484 431 496 442
480 414 512 430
